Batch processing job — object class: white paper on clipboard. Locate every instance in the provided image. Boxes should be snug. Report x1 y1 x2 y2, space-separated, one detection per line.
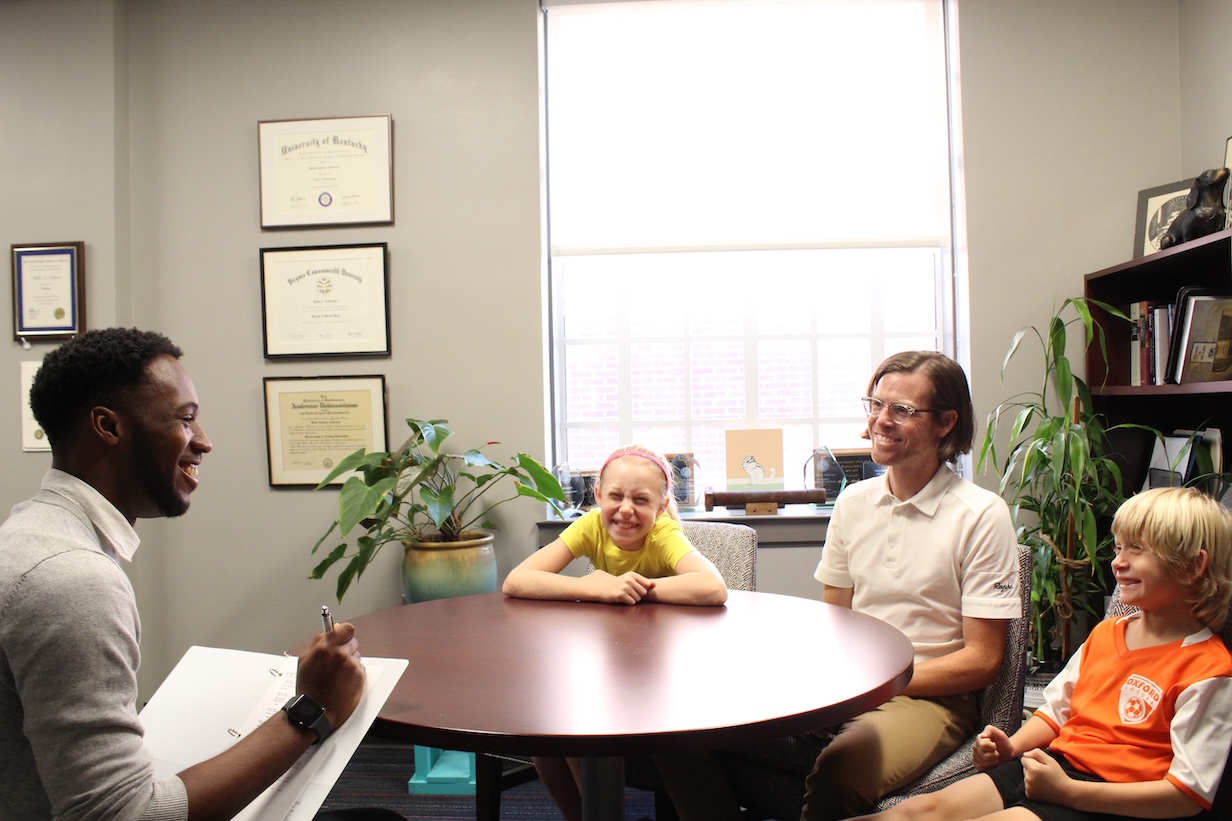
139 645 407 821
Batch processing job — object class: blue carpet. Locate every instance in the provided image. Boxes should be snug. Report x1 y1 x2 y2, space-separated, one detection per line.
320 741 659 820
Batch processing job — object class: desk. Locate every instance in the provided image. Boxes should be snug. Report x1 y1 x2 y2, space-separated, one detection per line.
345 590 912 821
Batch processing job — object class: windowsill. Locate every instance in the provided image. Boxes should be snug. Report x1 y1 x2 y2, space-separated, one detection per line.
537 504 832 548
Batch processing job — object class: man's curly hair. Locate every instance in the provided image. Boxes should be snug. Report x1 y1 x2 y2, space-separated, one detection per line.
30 327 182 447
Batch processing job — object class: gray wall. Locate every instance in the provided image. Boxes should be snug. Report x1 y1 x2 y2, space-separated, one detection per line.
0 0 1224 697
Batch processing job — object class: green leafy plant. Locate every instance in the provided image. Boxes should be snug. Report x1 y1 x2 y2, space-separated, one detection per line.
978 298 1155 665
310 417 566 601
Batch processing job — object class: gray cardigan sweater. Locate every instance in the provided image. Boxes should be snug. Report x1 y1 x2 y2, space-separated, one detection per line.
0 469 188 820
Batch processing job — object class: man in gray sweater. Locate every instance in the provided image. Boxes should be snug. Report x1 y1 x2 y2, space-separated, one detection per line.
0 328 369 820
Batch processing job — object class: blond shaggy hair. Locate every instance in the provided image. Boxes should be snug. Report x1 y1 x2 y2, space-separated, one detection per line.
1111 486 1232 630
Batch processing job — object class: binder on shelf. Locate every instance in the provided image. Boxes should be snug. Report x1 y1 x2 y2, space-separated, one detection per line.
1174 428 1222 477
1141 434 1198 491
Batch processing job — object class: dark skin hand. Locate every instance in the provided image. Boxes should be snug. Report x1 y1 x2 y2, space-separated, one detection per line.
178 623 366 820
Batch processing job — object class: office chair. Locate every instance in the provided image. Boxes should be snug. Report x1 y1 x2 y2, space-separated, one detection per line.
870 543 1034 810
474 520 759 821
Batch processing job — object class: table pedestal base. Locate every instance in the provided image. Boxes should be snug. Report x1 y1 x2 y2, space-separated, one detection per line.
407 745 476 795
581 756 624 821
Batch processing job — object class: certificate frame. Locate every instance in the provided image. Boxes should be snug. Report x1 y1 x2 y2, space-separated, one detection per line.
12 241 86 340
258 115 393 229
263 375 388 487
1133 179 1190 258
260 243 390 358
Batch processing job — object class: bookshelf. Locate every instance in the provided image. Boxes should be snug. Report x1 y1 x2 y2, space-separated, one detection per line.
1084 227 1232 490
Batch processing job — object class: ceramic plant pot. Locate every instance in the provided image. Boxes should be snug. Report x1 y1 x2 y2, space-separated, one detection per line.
401 531 497 603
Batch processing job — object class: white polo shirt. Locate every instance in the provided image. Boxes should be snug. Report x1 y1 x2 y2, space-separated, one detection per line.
815 465 1020 663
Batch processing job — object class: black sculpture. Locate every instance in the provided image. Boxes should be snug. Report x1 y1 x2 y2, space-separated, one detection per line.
1160 167 1229 250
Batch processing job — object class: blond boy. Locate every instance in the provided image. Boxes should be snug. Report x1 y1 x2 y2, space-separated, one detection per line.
850 486 1232 821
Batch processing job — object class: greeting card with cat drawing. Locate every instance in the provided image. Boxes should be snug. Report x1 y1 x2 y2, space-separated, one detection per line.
724 429 785 491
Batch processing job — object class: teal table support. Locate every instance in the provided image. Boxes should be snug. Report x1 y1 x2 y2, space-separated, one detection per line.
407 745 477 795
400 536 500 797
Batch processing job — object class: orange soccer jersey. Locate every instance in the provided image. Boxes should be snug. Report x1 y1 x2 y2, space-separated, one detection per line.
1036 615 1232 810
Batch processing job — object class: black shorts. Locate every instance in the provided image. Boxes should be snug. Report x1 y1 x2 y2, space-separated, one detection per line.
984 749 1208 821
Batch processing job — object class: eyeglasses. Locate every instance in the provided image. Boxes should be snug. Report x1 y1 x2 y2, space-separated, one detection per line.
860 396 938 424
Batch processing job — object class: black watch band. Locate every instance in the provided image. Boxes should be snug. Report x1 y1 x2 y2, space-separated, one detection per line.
282 693 332 744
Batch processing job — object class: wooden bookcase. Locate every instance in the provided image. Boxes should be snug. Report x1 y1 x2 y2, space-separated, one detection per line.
1084 227 1232 490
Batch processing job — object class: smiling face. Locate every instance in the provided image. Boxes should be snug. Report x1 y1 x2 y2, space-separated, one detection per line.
594 455 670 551
866 370 956 478
120 355 212 520
1111 535 1200 614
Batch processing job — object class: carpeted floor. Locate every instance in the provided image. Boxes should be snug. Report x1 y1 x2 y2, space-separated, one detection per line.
319 741 659 820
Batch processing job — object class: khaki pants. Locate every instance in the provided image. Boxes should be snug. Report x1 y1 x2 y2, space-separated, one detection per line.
654 692 976 821
800 693 977 821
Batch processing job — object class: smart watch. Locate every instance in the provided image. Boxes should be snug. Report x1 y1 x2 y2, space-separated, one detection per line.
282 693 332 744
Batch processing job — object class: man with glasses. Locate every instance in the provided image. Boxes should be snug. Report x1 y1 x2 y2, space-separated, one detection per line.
656 351 1020 821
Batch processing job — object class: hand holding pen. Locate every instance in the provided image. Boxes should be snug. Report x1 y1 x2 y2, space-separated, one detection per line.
298 605 364 728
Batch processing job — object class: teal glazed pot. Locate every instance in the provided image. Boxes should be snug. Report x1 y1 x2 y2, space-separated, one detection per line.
401 532 498 603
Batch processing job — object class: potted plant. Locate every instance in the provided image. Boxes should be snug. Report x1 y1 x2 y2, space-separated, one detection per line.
310 417 567 603
977 297 1154 666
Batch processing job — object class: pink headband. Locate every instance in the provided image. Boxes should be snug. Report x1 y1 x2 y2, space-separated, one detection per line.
600 449 672 488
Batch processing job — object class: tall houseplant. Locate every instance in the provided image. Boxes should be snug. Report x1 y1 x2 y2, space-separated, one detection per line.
310 417 566 602
978 298 1151 665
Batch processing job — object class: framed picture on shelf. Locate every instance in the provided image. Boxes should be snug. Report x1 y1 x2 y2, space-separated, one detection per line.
259 243 390 358
1225 136 1232 229
11 241 86 341
1133 179 1191 258
1174 294 1232 384
258 115 393 228
262 374 388 487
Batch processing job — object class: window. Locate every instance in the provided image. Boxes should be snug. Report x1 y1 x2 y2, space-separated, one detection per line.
544 0 961 495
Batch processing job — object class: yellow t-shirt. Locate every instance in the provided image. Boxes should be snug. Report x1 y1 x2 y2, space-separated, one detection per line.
560 508 694 577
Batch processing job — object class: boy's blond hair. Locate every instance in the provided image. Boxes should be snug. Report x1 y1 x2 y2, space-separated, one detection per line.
1111 486 1232 629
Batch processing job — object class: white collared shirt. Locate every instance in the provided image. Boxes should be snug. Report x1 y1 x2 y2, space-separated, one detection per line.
815 464 1020 662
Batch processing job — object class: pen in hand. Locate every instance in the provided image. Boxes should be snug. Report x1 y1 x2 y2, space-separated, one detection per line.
321 605 334 635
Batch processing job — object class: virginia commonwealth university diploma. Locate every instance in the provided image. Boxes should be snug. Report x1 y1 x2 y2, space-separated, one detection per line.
260 244 389 357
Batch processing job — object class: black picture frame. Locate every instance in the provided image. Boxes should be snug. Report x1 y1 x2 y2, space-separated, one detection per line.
1133 179 1191 258
262 374 388 487
259 243 391 359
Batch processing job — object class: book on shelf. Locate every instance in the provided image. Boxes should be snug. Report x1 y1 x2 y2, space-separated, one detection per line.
1129 301 1142 386
1151 303 1172 386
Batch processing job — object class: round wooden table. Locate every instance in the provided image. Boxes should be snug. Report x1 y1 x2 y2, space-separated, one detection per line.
344 589 913 820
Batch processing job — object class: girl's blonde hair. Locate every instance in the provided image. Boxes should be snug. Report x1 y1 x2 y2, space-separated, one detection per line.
597 445 681 522
1111 486 1232 629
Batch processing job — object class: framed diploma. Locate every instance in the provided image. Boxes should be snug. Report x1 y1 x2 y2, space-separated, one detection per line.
258 115 394 228
263 375 388 487
12 241 86 340
260 243 390 358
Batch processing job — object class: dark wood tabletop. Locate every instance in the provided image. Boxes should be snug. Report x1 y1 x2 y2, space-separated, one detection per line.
334 590 913 820
345 589 913 757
